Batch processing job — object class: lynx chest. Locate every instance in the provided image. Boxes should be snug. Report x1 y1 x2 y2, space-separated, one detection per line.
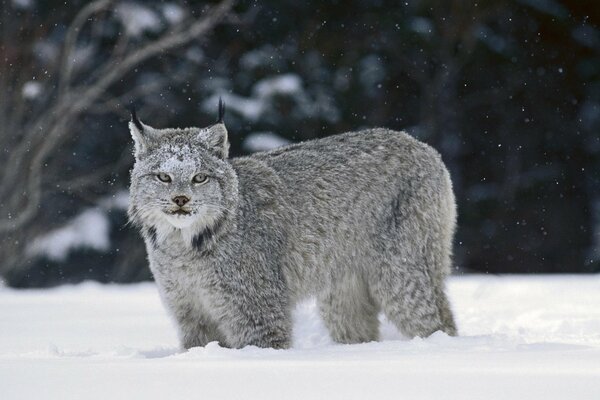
146 233 218 309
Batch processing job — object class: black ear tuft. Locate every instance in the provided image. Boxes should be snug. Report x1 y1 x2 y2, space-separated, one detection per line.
128 105 144 133
217 97 226 124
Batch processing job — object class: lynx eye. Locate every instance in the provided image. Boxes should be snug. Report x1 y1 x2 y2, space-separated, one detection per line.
192 173 209 184
156 173 172 183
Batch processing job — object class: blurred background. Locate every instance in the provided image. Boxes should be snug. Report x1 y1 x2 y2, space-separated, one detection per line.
0 0 598 287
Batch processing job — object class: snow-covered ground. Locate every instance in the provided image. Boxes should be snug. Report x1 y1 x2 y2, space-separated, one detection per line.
1 275 599 399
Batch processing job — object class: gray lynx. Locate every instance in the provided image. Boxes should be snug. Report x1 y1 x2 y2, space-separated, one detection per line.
128 101 457 349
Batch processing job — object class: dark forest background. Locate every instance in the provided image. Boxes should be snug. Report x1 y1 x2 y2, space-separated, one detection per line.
1 0 599 287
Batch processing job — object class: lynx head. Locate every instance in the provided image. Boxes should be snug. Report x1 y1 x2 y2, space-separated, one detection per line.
128 100 238 243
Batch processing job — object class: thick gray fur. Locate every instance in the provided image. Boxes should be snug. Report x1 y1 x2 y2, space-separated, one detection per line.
128 113 458 349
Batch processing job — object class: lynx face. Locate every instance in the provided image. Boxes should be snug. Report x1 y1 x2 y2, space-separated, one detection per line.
128 115 235 238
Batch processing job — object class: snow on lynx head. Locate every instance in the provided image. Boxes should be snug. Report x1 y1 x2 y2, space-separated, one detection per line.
128 101 238 242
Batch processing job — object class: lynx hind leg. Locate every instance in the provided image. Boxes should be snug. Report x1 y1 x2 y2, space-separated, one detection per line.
434 281 457 336
376 173 458 338
318 274 380 344
372 257 457 338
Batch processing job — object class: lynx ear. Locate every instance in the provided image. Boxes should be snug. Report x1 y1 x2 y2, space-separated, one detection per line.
197 98 229 159
198 123 229 159
128 108 156 157
216 97 225 124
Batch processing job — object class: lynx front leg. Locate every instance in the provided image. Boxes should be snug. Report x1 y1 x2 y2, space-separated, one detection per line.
231 320 291 349
170 302 226 349
215 290 292 349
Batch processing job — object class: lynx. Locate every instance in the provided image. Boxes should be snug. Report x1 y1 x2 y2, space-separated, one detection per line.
128 101 457 349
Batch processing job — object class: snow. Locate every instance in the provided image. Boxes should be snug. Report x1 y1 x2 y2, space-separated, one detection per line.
185 47 205 63
243 131 292 152
572 24 600 49
161 3 185 25
203 74 304 122
115 3 162 37
254 74 303 98
239 45 286 71
477 26 509 55
208 92 265 121
11 0 34 10
97 190 130 211
1 275 599 399
26 209 110 261
516 0 568 18
202 73 340 123
359 55 385 94
408 17 434 35
21 81 42 99
27 191 129 262
33 40 59 64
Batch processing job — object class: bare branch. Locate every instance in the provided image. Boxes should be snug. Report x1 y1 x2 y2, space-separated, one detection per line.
57 0 115 96
0 0 236 233
73 0 235 115
87 79 166 115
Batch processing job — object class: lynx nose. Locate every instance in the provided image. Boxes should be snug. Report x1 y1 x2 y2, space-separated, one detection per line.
172 195 190 207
